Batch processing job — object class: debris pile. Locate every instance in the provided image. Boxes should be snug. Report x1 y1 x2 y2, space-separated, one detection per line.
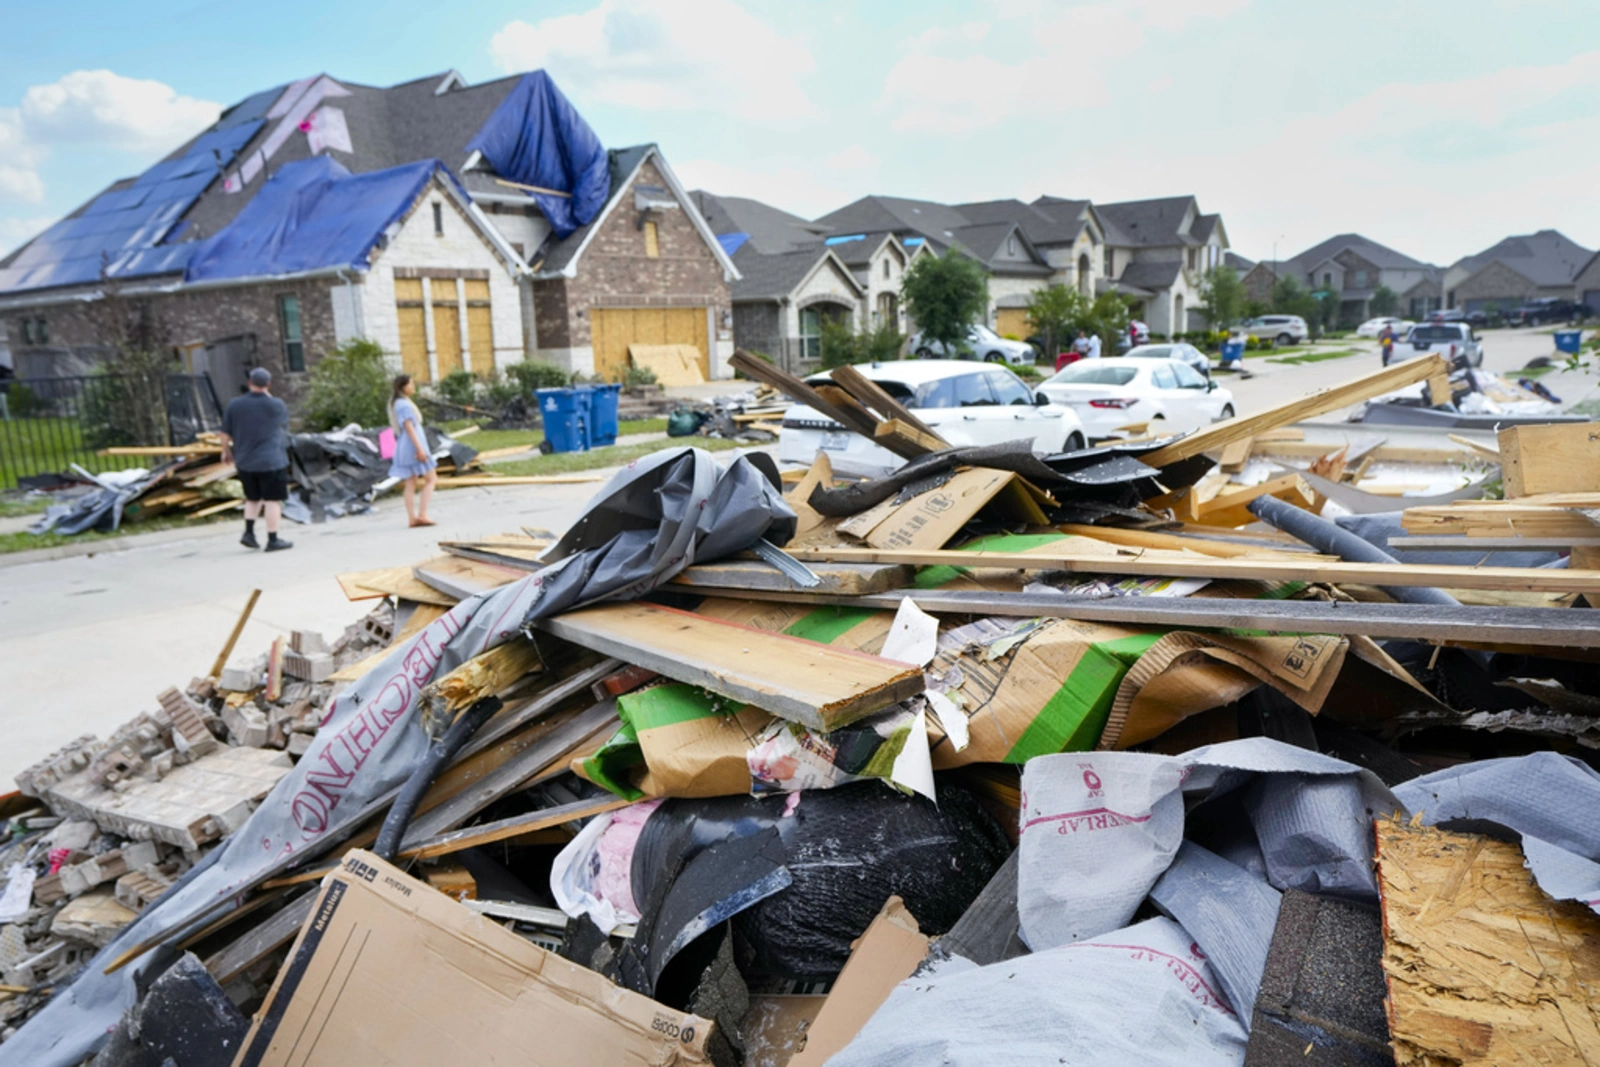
2 352 1598 1066
666 383 790 443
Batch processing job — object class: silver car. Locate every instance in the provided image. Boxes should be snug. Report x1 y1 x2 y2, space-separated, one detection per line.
1390 322 1483 368
1239 314 1309 346
911 325 1036 365
1122 342 1211 378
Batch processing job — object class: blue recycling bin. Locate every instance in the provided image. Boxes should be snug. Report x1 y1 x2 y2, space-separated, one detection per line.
588 383 622 446
1220 338 1246 366
1554 329 1583 355
535 387 590 454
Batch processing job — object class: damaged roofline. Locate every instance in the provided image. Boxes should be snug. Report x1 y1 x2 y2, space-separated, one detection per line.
0 266 355 311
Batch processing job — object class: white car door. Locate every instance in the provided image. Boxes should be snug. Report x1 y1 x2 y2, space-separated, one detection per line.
1168 361 1223 422
918 371 1003 446
1147 362 1204 431
985 367 1068 450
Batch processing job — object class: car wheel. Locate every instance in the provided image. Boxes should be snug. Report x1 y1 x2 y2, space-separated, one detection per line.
985 351 1005 363
915 347 932 358
1065 432 1086 452
1277 332 1294 346
1217 404 1235 421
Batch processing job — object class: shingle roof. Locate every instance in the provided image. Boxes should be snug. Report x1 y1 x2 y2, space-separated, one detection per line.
1283 233 1432 274
1116 260 1183 290
1451 229 1593 288
1095 196 1199 247
690 191 829 254
955 198 1085 245
1225 251 1256 271
731 245 855 301
536 143 653 275
813 196 972 242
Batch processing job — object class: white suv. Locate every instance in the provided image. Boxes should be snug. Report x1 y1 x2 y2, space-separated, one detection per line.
1239 315 1309 346
911 325 1036 365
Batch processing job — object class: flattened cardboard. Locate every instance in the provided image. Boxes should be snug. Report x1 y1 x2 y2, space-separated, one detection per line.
233 850 712 1067
850 468 1048 551
788 896 930 1067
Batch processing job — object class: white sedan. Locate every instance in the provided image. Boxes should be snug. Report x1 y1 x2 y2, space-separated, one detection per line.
1356 316 1415 338
1034 358 1235 440
778 360 1086 476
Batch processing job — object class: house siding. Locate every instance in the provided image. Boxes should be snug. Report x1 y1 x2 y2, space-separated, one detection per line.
1451 260 1541 311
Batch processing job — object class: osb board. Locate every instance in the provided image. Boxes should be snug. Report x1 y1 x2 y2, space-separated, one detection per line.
336 566 459 607
629 343 706 386
1374 818 1600 1066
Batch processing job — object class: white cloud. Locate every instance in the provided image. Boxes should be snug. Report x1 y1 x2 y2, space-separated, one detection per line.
0 109 45 202
673 157 845 219
489 0 816 120
20 70 218 153
824 145 879 170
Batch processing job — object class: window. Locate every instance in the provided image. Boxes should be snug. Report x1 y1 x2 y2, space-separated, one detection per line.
1353 270 1369 288
278 295 304 372
20 319 34 344
1323 272 1332 287
1151 365 1179 390
1048 363 1137 386
1187 248 1197 270
1104 248 1114 276
987 370 1034 406
953 373 997 407
798 306 824 361
432 202 444 236
1172 363 1207 389
644 220 660 259
882 259 890 279
36 317 47 344
1007 235 1017 256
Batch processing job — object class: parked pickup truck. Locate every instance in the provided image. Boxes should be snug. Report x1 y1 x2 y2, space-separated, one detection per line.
1389 323 1482 369
1508 297 1588 327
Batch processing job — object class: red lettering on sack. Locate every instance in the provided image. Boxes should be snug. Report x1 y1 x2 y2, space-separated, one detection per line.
1068 943 1234 1014
1023 807 1152 833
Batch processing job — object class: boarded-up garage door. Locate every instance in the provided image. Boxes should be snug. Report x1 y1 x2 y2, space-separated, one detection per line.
591 307 708 383
395 277 430 382
996 308 1031 339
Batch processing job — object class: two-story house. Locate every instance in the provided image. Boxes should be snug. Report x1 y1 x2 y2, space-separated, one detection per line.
1094 197 1229 336
1277 234 1439 323
1442 230 1594 314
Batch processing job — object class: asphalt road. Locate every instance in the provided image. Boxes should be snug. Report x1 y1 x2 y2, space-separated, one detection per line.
0 328 1591 785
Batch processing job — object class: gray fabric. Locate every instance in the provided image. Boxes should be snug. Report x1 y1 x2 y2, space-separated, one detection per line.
829 917 1248 1067
220 391 289 472
1150 842 1282 1026
1333 510 1561 568
1394 752 1600 915
0 448 795 1067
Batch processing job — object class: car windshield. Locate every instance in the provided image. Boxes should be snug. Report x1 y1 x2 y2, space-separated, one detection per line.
1411 325 1463 341
1047 364 1139 386
970 325 1000 342
1126 345 1174 359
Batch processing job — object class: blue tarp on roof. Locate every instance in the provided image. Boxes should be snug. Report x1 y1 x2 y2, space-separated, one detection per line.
718 232 750 256
184 157 460 282
0 118 263 294
464 71 608 240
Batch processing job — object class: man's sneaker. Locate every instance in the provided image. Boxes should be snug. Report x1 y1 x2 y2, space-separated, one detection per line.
240 531 260 549
264 537 294 552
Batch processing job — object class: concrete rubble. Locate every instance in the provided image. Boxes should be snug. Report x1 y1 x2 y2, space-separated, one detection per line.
1 356 1598 1065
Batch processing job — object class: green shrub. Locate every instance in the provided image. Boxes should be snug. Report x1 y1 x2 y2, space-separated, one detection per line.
482 373 521 408
820 319 905 369
437 368 478 408
303 338 391 430
504 359 572 393
625 365 659 388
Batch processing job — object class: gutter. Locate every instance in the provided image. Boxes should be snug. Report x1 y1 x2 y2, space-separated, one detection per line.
0 266 354 311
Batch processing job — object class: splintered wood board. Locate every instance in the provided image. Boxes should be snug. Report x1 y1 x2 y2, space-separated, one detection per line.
1374 818 1600 1065
1401 505 1600 539
537 601 926 732
412 555 527 599
336 566 459 606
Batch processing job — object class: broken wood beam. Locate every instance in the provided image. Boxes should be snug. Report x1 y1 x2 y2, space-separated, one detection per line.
830 364 943 439
1054 524 1334 561
418 637 545 737
536 601 926 731
873 419 947 457
403 795 635 860
1140 355 1449 467
209 589 261 680
784 544 1600 595
1498 422 1600 498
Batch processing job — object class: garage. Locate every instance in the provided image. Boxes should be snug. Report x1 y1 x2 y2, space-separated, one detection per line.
590 307 709 383
995 307 1031 340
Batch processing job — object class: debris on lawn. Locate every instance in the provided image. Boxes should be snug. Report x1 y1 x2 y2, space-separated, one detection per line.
3 351 1599 1066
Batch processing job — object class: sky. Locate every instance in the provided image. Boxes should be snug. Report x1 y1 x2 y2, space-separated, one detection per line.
4 0 1600 267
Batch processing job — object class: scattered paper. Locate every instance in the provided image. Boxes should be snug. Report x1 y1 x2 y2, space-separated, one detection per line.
881 597 940 667
0 864 37 924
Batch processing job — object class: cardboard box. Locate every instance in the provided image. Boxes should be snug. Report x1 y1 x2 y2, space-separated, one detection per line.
234 850 712 1066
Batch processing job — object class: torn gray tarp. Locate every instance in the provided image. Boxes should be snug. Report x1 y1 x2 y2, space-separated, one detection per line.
828 917 1248 1067
1393 751 1600 915
1149 841 1282 1028
1016 738 1398 953
28 464 171 536
0 447 795 1067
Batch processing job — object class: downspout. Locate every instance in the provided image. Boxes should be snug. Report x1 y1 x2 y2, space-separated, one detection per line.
335 268 365 340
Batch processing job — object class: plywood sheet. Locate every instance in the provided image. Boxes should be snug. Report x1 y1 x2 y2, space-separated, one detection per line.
629 343 706 386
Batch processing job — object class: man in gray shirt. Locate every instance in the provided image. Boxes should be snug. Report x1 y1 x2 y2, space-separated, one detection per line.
220 367 293 551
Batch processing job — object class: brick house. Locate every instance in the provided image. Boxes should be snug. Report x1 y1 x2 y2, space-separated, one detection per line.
1094 197 1229 336
0 69 738 402
1277 234 1438 324
1573 249 1600 316
1441 230 1593 314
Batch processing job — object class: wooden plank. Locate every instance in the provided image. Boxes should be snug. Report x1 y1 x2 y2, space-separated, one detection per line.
417 638 545 736
336 565 459 607
1141 356 1447 467
784 544 1600 595
873 419 945 457
403 795 635 860
729 349 875 437
1251 441 1475 464
1390 536 1600 550
1427 372 1453 406
98 444 223 456
393 602 451 644
536 601 926 731
1448 433 1501 463
412 555 526 600
1055 524 1335 561
1191 472 1313 529
705 586 1600 648
1374 818 1600 1065
203 893 317 984
814 383 894 439
1216 437 1253 472
831 364 944 439
188 498 244 519
1499 422 1600 497
209 589 260 680
670 558 916 595
1402 506 1600 539
470 445 537 461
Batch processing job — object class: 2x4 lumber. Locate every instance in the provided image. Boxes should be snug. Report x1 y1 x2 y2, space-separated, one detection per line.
784 544 1600 595
1448 433 1501 463
1390 535 1600 550
831 364 944 439
1055 524 1334 561
711 587 1600 649
402 795 634 861
814 383 897 442
1216 437 1254 471
203 892 317 984
536 601 926 732
1141 354 1449 467
417 637 545 736
873 419 947 457
1402 505 1600 539
730 349 871 434
1498 422 1600 498
1191 472 1312 529
209 589 261 680
1250 441 1473 464
98 444 222 456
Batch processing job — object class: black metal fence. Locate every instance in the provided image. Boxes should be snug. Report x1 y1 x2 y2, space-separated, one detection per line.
0 373 224 490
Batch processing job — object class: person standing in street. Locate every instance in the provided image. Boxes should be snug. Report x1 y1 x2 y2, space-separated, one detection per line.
1085 331 1103 359
388 374 437 527
1379 323 1395 365
220 367 293 552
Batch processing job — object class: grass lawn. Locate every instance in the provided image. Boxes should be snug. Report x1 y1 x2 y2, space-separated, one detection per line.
1267 348 1362 366
449 417 669 456
0 511 231 555
493 435 745 477
0 495 51 518
0 417 148 489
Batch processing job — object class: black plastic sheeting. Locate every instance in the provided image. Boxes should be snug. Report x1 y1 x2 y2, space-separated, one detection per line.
287 427 476 522
621 781 1011 991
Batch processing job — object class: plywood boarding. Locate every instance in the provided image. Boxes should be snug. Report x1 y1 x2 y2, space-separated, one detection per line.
465 278 494 376
591 306 708 383
629 343 706 386
1374 818 1600 1065
432 300 463 379
536 601 925 732
995 307 1030 339
397 311 429 384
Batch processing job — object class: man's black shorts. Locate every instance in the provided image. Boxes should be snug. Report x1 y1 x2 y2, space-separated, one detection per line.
239 467 289 502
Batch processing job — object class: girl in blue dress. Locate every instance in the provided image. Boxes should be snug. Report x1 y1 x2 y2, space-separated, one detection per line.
388 374 437 527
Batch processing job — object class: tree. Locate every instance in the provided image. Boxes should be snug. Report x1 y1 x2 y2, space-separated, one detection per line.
1198 266 1246 330
303 338 392 430
1085 292 1132 349
901 250 989 352
1370 285 1399 317
1267 276 1323 341
1025 285 1090 359
820 317 904 369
